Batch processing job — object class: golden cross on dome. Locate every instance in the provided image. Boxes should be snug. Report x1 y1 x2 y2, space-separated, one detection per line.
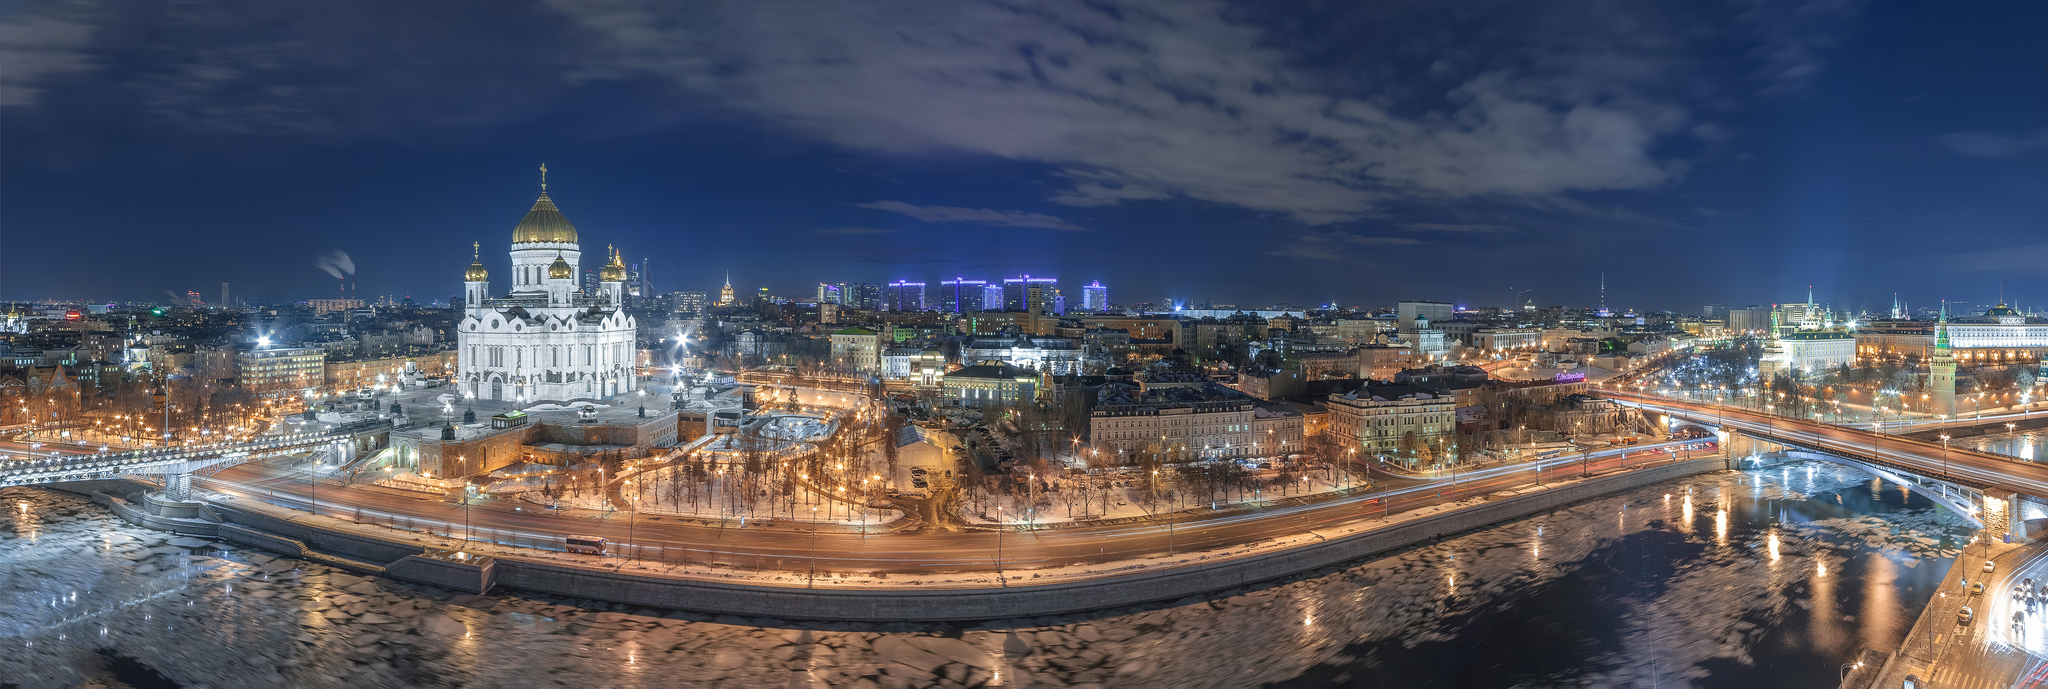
471 241 480 260
540 163 548 192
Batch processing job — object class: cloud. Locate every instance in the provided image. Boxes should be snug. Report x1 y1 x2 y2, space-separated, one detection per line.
854 200 1085 231
1405 222 1513 233
544 0 1798 224
811 227 895 235
1266 231 1422 260
1731 0 1866 96
0 1 100 107
1938 131 2048 158
1940 242 2048 273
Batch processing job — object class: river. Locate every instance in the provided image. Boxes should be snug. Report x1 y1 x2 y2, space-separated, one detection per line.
0 459 1961 688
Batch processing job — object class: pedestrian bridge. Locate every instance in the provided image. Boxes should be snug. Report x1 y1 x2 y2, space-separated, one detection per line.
0 421 390 501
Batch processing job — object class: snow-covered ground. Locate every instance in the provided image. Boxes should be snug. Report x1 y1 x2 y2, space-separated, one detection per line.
529 463 901 526
958 469 1357 526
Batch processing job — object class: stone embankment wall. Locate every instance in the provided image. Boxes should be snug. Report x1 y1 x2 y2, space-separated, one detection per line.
51 457 1731 622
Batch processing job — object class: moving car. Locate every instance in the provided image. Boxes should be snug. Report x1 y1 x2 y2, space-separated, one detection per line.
1985 560 1997 573
1958 607 1974 624
1971 582 1986 595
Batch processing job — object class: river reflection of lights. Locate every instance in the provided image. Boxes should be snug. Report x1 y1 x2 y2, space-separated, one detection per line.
1768 533 1781 562
1715 508 1728 544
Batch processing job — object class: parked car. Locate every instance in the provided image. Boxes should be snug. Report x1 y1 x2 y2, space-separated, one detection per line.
1985 560 1997 573
1972 582 1986 595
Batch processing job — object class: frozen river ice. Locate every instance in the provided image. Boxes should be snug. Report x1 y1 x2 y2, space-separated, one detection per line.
0 460 1962 688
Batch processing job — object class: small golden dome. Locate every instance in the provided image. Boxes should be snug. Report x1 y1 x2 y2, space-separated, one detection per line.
464 241 488 282
548 251 575 280
600 245 628 282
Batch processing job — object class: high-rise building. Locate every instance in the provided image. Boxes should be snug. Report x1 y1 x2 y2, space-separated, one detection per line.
1725 306 1769 334
674 290 707 315
816 282 842 305
885 280 926 312
982 284 1004 312
1703 304 1725 319
718 272 736 306
1396 301 1454 326
1052 294 1066 315
1081 281 1108 312
939 278 988 313
842 282 881 310
1002 275 1057 312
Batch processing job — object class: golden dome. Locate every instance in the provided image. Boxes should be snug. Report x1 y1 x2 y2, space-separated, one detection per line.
512 192 579 244
464 241 488 281
548 251 574 280
600 245 628 282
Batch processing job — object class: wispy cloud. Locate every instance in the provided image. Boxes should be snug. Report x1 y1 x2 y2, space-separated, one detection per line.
854 200 1085 231
1940 242 2048 273
1405 222 1514 233
1938 131 2048 158
545 0 1833 224
1266 231 1422 260
811 226 895 235
0 1 99 107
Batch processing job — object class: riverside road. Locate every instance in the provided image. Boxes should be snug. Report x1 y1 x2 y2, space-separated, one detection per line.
108 440 1714 576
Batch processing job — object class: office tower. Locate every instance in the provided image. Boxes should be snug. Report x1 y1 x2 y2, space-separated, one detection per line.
1703 304 1725 318
816 282 842 305
939 278 987 313
1396 300 1454 326
1081 280 1108 312
885 280 926 312
843 282 881 310
1002 275 1057 312
675 290 707 315
220 282 230 308
982 284 1004 312
1053 294 1066 315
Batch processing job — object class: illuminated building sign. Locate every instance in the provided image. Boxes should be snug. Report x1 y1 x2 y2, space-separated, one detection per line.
1555 371 1586 383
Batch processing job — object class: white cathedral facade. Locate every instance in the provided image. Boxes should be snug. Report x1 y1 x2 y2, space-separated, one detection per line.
457 176 639 404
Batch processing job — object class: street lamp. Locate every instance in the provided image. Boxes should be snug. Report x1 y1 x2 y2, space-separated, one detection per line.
1940 435 1951 479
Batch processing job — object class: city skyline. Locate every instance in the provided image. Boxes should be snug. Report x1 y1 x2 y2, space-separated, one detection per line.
3 1 2044 310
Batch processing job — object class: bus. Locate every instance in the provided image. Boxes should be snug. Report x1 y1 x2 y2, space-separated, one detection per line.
565 536 607 555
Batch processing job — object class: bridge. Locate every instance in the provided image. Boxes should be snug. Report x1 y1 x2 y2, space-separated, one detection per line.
1612 391 2048 536
0 420 391 501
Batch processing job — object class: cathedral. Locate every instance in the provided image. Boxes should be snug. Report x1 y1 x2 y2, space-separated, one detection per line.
457 169 639 404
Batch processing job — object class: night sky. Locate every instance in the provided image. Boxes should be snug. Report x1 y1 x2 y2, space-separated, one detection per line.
3 0 2044 313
